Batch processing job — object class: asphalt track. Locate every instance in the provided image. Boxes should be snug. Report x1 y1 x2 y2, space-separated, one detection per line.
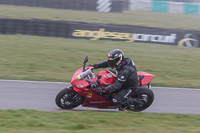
0 79 200 114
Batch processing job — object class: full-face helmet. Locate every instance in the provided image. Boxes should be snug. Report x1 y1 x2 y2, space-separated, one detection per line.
107 49 124 69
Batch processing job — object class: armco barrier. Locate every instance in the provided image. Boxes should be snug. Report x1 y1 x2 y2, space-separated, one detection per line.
0 0 124 12
0 18 200 48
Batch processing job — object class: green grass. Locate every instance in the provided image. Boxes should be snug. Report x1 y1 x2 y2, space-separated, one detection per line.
0 5 200 30
0 109 200 133
0 34 200 88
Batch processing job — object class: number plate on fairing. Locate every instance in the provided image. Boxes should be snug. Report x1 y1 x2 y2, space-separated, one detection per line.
107 73 113 78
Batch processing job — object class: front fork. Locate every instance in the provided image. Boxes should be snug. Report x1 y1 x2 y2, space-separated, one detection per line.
70 86 85 105
148 83 151 89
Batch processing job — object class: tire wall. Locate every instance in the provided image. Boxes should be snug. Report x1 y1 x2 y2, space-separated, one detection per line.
0 18 200 48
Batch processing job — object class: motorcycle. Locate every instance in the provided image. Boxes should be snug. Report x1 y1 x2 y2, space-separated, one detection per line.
55 56 155 112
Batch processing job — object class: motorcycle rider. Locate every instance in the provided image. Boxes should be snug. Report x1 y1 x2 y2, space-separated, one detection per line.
91 49 139 110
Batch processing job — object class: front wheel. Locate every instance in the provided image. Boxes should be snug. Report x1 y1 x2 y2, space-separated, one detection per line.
128 87 154 112
55 86 84 109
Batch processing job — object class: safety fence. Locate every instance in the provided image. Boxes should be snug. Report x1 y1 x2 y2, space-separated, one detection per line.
0 0 127 12
130 0 200 15
0 18 199 48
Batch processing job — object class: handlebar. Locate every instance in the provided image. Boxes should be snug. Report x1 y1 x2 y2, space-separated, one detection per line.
76 68 101 88
76 68 94 80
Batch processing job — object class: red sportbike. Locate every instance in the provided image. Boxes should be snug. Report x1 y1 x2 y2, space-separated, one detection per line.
56 56 155 112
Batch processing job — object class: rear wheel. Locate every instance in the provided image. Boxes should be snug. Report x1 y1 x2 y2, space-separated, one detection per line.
55 87 84 109
128 87 154 112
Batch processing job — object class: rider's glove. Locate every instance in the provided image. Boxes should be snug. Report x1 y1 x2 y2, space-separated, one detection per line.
91 81 99 88
93 87 106 95
93 64 98 69
88 64 93 67
88 64 98 69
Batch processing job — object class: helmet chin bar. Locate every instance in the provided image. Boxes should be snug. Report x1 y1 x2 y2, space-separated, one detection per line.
116 54 122 66
111 65 116 69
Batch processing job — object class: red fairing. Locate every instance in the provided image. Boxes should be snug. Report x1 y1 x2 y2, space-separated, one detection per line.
70 68 116 108
137 71 156 86
71 67 90 90
97 70 117 87
70 67 96 98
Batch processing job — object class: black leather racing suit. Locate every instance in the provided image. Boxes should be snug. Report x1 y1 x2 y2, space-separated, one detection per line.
95 58 139 107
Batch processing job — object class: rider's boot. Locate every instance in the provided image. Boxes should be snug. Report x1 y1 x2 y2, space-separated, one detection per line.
118 104 127 111
112 98 127 111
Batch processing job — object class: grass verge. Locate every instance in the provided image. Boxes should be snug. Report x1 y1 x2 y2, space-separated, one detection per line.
0 5 200 30
0 35 200 88
0 109 200 133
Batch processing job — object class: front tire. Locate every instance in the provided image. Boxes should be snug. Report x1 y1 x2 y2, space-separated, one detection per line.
128 87 154 112
55 86 84 109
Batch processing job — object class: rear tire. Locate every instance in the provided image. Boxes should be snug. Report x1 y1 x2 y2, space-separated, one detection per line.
128 87 154 112
55 87 84 109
